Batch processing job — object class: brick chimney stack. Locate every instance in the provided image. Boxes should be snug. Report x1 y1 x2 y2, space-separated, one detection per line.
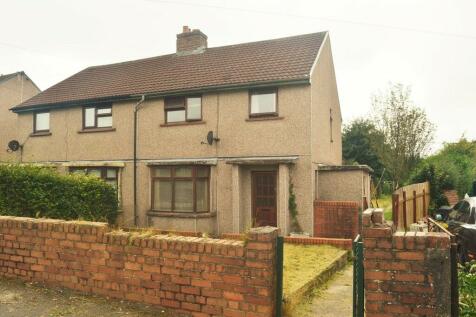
176 26 208 55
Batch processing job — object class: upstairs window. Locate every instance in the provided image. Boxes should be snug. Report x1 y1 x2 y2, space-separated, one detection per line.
164 96 202 123
250 88 277 117
34 111 50 133
83 105 112 129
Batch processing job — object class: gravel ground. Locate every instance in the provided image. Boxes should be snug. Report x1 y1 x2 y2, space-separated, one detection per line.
0 277 171 317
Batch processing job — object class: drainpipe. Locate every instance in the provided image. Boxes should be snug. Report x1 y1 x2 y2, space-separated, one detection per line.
133 95 146 226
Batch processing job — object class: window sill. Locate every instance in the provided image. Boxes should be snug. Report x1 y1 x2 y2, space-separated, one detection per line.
147 211 216 219
160 121 206 127
246 116 284 122
78 127 116 134
30 132 52 137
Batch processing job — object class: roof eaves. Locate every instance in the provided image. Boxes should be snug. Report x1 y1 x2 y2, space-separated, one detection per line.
11 77 311 113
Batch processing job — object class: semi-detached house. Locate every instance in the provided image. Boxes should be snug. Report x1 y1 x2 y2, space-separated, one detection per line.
9 26 370 236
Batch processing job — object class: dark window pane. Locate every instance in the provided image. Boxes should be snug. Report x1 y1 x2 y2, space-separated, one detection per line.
165 97 185 109
196 179 208 212
196 167 209 177
174 180 193 212
154 180 172 210
106 168 117 178
154 167 171 177
175 166 192 177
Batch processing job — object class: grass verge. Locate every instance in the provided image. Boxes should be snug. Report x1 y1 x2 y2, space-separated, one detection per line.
283 244 347 297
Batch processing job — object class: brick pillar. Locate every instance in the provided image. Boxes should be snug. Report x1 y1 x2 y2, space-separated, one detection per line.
244 226 280 317
362 209 451 316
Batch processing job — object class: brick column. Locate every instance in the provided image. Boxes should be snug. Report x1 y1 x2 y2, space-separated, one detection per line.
362 209 451 316
244 226 280 317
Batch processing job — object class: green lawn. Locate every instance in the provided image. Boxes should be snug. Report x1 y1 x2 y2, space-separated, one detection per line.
373 195 392 221
283 244 347 297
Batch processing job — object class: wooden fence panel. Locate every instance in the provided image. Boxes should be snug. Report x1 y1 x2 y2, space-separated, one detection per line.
392 182 430 231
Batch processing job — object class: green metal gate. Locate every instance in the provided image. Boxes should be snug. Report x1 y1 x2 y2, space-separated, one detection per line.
276 236 284 317
353 234 364 317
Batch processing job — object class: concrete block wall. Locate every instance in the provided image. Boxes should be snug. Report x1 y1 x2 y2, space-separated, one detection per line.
362 209 451 317
0 216 279 317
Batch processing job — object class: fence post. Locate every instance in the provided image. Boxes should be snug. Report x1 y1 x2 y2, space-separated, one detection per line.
392 193 399 226
402 191 407 230
353 235 364 317
450 236 459 317
413 190 417 224
276 236 284 317
423 189 427 217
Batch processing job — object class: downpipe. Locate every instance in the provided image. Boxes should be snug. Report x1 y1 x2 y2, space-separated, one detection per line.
133 95 146 226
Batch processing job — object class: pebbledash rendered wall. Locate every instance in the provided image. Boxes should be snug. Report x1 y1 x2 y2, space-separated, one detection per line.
0 216 279 317
362 208 451 317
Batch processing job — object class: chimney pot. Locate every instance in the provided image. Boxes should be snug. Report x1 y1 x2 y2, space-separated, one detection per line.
183 25 190 33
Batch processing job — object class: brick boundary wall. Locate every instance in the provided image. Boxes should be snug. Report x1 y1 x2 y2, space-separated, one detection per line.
362 208 451 317
220 233 352 250
0 216 279 317
314 200 359 239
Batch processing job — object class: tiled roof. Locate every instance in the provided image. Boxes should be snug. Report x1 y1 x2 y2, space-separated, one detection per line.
12 32 327 112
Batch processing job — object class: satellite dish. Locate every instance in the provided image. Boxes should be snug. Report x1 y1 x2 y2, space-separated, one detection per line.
7 140 21 152
206 131 220 145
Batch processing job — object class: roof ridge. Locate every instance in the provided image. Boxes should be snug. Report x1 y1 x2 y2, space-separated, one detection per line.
13 31 328 111
86 31 328 70
0 71 24 82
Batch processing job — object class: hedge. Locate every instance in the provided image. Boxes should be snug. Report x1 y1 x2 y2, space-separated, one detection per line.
0 165 118 223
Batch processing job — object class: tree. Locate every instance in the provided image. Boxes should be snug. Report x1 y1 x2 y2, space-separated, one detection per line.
372 83 435 188
342 118 386 178
410 138 476 204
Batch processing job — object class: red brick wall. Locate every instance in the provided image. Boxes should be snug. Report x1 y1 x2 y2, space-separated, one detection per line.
0 216 278 317
314 200 359 239
221 233 353 250
362 209 451 316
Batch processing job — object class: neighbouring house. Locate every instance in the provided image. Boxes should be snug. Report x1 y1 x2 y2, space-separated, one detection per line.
0 71 40 162
9 26 370 236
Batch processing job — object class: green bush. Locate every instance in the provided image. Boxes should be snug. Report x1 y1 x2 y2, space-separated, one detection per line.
0 165 118 223
459 261 476 316
409 160 454 209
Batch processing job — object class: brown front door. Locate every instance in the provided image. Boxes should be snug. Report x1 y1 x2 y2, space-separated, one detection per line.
252 171 277 227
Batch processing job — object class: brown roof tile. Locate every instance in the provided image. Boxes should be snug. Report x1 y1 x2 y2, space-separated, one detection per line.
12 32 327 112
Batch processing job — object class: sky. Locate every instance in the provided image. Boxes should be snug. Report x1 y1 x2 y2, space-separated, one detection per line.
1 0 475 151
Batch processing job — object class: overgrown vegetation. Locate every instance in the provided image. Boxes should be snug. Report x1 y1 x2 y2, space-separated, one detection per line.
410 138 476 208
283 244 346 296
0 165 118 223
289 183 302 233
459 261 476 316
